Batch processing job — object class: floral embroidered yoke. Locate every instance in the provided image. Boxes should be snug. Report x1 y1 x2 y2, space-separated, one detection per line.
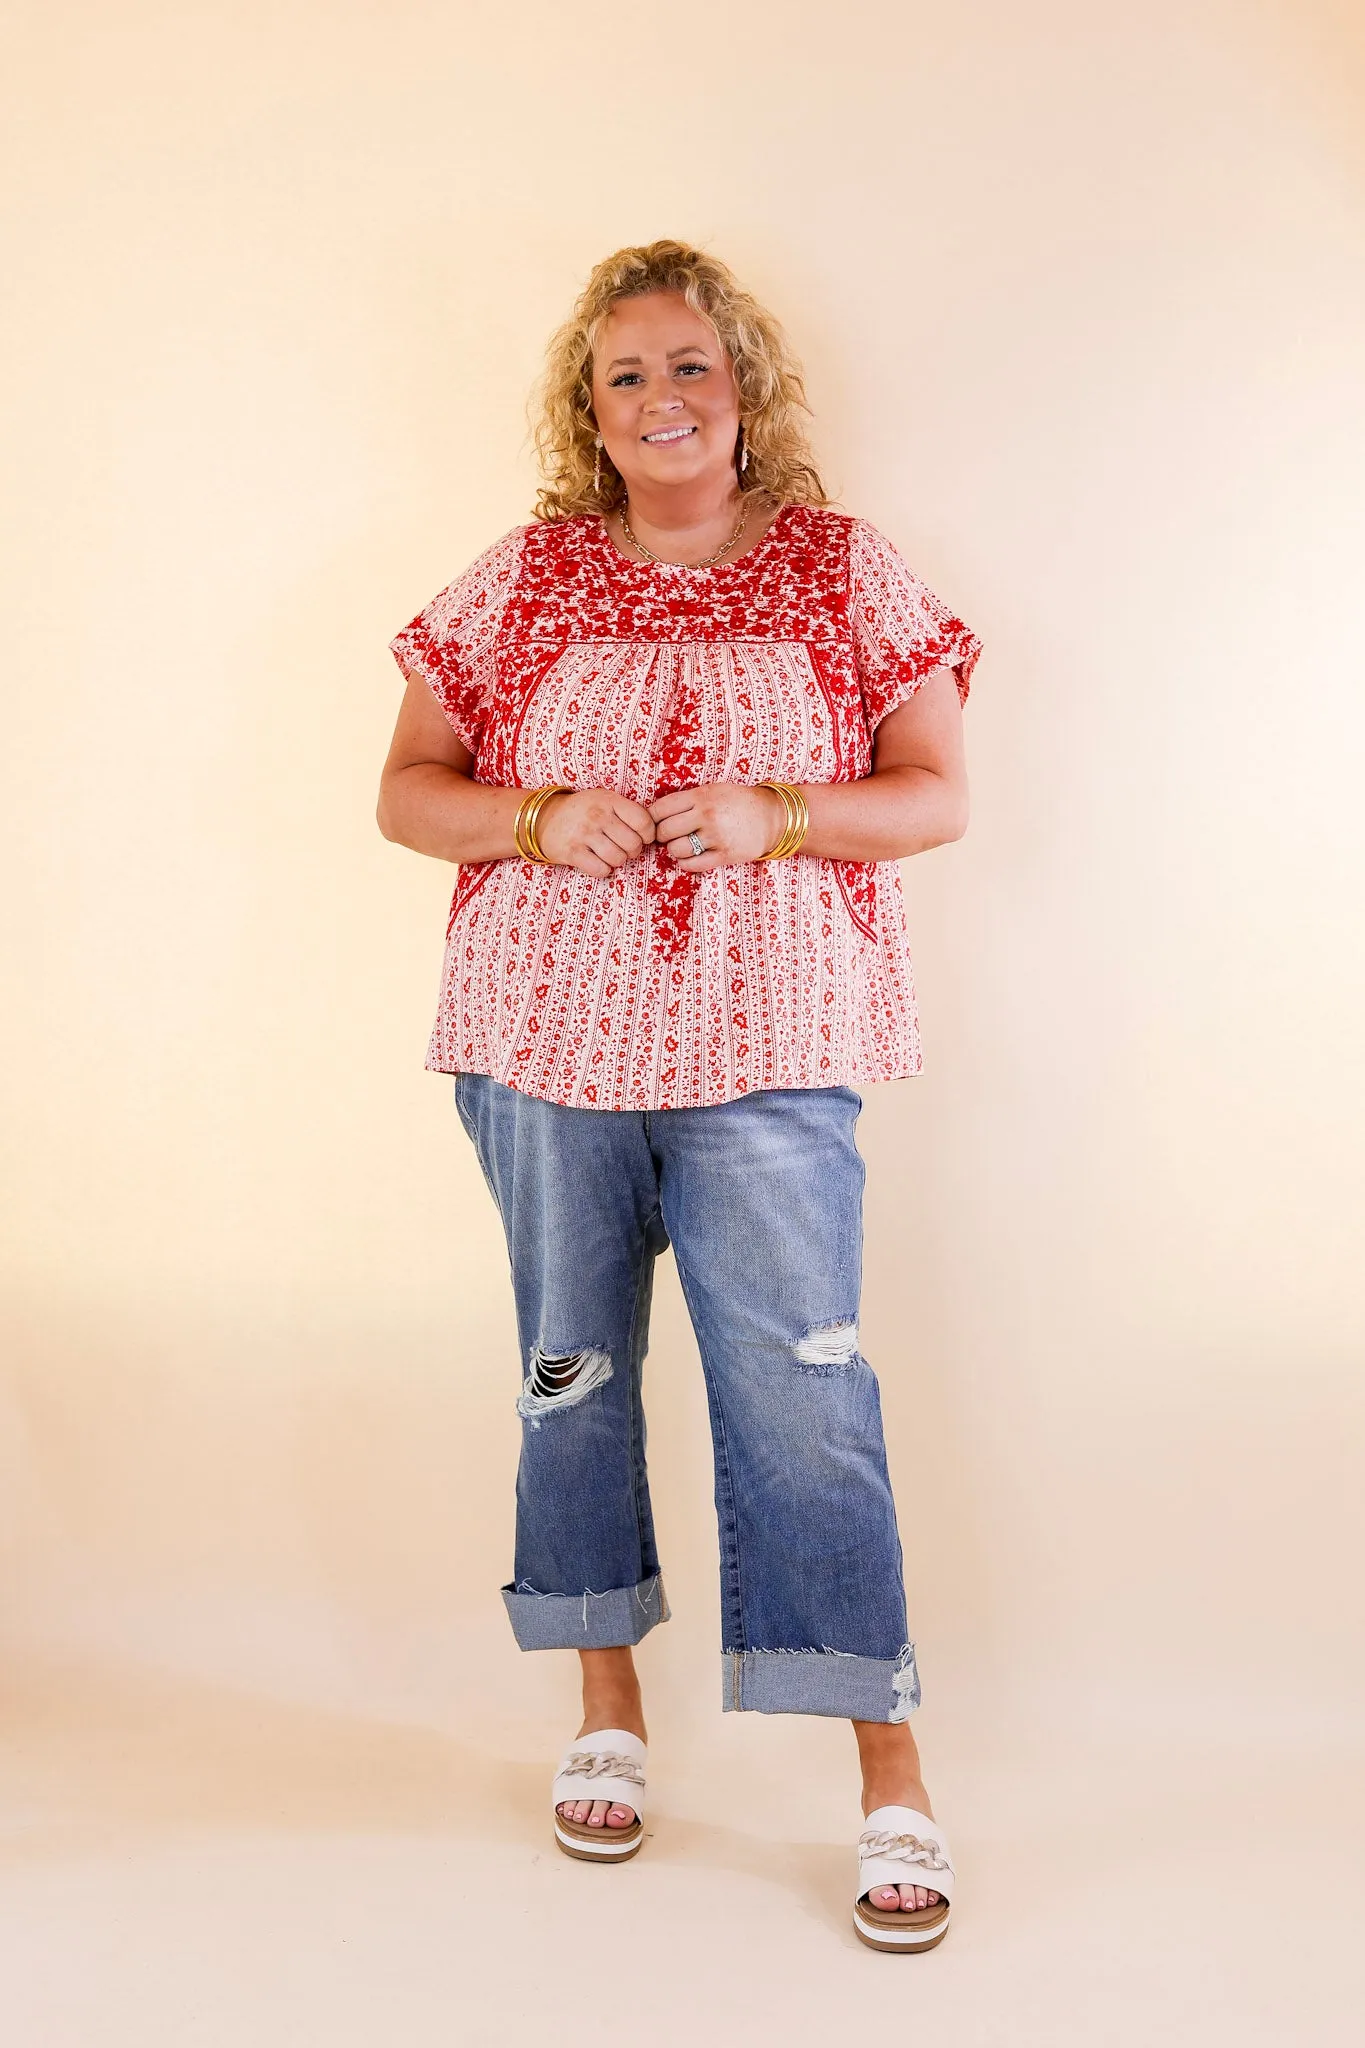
389 506 982 1111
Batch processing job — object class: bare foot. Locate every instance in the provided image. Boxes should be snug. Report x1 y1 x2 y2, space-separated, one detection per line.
556 1645 647 1833
853 1718 944 1913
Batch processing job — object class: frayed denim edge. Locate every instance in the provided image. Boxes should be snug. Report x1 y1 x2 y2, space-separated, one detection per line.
502 1572 670 1650
722 1642 920 1720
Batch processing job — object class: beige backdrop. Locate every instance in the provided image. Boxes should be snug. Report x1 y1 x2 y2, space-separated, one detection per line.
3 2 1363 2041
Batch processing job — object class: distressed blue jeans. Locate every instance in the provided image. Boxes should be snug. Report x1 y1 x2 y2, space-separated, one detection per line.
454 1072 919 1722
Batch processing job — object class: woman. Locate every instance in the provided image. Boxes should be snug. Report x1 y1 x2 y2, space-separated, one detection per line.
377 240 981 1953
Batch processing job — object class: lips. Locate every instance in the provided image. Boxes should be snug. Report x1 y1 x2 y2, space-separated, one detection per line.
641 425 698 445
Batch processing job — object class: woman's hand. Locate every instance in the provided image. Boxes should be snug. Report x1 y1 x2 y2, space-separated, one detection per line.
535 789 658 879
648 784 787 872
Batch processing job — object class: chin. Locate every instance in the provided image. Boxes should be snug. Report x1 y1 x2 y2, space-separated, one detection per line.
635 448 716 486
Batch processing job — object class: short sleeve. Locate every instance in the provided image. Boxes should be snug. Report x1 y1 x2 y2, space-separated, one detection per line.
388 526 528 753
849 518 983 730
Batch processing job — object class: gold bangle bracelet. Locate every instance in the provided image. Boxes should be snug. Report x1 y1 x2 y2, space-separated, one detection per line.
758 781 809 859
522 787 563 862
519 788 551 862
515 784 571 864
512 789 542 861
757 780 796 859
775 785 809 857
782 784 810 856
520 788 555 864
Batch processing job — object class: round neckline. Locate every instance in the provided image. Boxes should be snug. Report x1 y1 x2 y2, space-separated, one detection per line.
590 501 794 577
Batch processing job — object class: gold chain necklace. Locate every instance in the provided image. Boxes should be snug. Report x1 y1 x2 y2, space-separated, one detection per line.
619 500 747 569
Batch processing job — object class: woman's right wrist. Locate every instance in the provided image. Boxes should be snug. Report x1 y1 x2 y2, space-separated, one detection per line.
513 784 572 863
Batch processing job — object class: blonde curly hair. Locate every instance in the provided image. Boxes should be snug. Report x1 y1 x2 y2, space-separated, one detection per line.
530 239 829 521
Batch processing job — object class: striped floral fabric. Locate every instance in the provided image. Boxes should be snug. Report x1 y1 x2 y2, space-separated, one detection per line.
389 506 980 1110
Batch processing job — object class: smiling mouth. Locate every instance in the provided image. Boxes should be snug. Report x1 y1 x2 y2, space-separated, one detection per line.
641 425 698 445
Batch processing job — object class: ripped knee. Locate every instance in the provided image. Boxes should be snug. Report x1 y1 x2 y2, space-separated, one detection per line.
792 1318 861 1375
517 1344 613 1424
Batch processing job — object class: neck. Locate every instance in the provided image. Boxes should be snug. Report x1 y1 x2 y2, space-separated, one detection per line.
619 477 745 561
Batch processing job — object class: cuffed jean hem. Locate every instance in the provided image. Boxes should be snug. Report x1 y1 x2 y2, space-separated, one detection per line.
501 1572 670 1650
722 1642 921 1721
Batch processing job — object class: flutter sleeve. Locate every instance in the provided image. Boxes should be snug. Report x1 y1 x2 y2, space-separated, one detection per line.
849 518 983 730
388 525 528 753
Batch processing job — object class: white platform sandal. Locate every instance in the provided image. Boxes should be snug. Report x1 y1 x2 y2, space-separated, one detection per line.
853 1804 955 1952
551 1728 647 1863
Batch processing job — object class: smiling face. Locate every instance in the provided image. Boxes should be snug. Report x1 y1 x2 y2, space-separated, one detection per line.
589 290 742 506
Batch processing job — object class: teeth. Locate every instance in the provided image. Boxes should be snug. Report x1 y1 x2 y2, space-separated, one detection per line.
644 426 696 444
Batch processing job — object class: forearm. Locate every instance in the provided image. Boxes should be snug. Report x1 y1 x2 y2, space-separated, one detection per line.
377 763 532 863
777 765 968 862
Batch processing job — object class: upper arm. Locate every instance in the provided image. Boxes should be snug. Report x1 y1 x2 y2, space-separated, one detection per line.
382 669 476 780
850 518 982 732
871 664 966 784
383 525 526 763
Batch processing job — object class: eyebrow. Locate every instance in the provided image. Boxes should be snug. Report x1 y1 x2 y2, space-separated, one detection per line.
603 346 712 371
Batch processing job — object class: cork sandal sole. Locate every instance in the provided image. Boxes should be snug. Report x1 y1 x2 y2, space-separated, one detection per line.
853 1894 951 1952
553 1811 644 1862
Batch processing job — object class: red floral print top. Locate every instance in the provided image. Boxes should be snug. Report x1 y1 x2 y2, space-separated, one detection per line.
389 506 981 1110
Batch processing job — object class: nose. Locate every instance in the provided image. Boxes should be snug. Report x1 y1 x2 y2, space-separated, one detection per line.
643 381 686 414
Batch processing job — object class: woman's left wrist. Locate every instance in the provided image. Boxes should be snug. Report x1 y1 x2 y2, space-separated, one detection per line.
757 784 789 856
756 781 811 859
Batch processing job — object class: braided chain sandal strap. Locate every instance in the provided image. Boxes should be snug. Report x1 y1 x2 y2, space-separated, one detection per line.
551 1728 647 1821
857 1804 955 1907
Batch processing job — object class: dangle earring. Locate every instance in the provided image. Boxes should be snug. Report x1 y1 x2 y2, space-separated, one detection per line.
739 428 751 476
593 434 603 494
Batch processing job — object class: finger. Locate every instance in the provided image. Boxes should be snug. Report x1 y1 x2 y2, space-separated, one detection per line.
659 828 707 860
613 798 659 841
596 820 647 859
585 833 632 869
648 789 698 823
574 854 613 879
652 814 702 853
669 850 728 873
660 824 719 860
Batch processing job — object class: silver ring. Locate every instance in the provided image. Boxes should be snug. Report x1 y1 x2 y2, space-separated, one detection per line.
688 831 705 856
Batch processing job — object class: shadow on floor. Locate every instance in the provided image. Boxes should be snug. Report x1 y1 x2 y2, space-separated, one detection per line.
0 1649 853 1920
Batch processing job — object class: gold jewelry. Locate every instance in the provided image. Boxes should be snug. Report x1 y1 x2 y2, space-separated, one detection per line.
760 781 796 857
770 789 807 858
514 785 571 863
620 500 747 569
525 785 571 862
756 780 809 859
512 789 538 860
529 786 574 862
781 786 811 856
521 785 568 862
